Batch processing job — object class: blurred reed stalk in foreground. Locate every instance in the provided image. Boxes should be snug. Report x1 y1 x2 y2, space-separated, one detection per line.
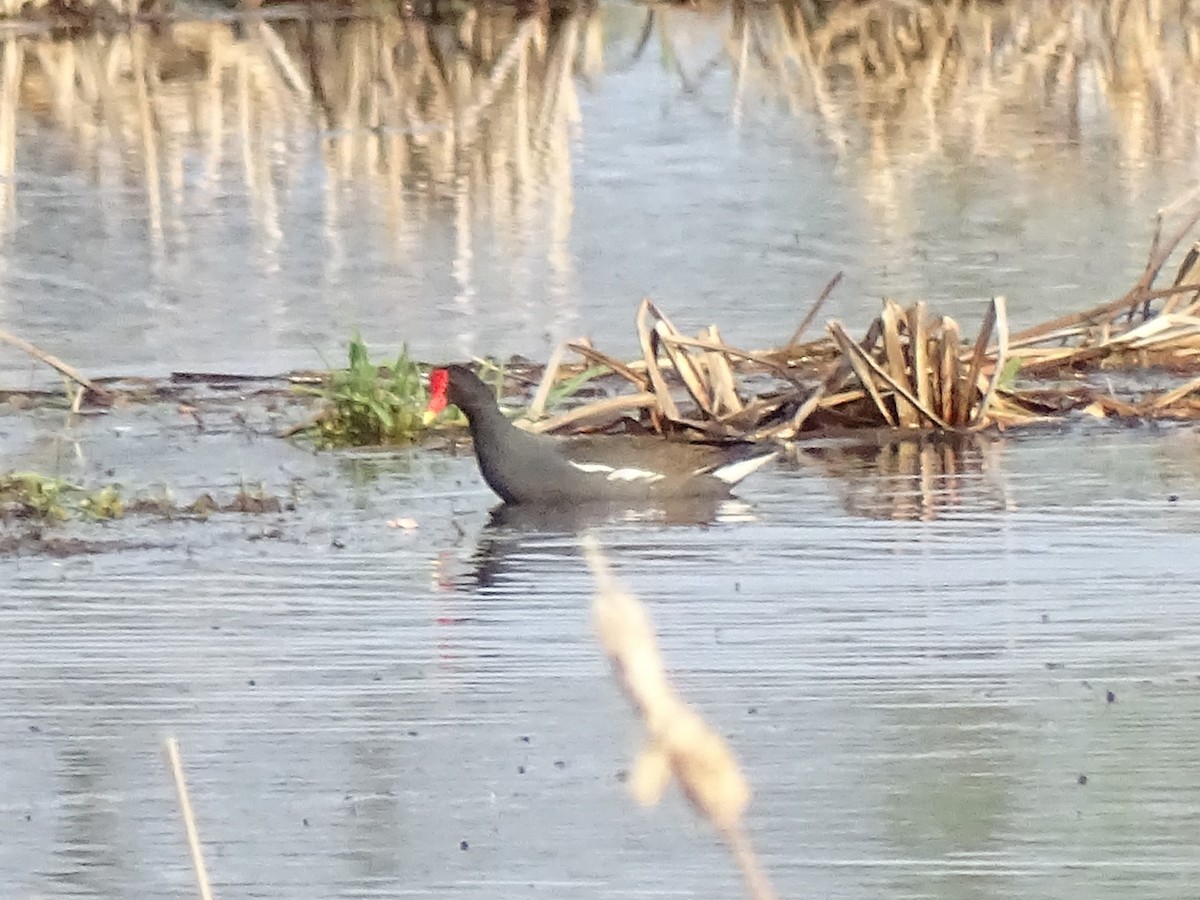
165 736 215 900
583 536 779 900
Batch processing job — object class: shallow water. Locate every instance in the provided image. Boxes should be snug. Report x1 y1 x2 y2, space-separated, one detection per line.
2 413 1200 898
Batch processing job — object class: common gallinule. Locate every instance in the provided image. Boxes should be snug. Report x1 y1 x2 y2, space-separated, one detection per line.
423 365 776 505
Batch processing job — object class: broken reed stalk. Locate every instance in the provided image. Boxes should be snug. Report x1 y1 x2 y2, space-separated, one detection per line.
534 286 1027 440
527 340 567 420
786 270 843 347
0 330 111 402
1011 198 1200 344
165 737 215 900
582 537 778 900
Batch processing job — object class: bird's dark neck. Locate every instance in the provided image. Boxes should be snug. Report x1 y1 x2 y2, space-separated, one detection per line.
461 402 528 504
464 401 513 450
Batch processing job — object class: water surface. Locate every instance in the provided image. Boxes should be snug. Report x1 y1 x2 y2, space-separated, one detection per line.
3 3 1200 896
2 414 1199 898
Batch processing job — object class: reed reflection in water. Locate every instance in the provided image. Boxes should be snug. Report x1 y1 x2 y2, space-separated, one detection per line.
1 1 1199 375
793 433 1012 522
0 9 592 368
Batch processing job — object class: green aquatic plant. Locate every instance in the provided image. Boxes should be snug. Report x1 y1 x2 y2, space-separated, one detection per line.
543 365 609 409
77 484 125 520
0 473 70 521
996 356 1023 391
305 335 429 447
0 473 124 521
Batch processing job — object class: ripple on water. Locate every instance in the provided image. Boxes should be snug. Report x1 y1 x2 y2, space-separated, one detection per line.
2 429 1200 898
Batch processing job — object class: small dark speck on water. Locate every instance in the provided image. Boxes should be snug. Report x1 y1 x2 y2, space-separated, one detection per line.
1078 774 1089 786
372 674 382 682
517 765 525 775
734 581 741 593
331 538 345 549
554 760 566 769
302 818 310 827
24 813 31 821
747 707 758 715
1041 613 1050 623
248 679 256 686
1046 662 1063 670
28 724 40 733
1107 690 1116 703
407 730 419 737
459 840 469 851
616 770 628 783
519 735 530 743
1168 494 1180 502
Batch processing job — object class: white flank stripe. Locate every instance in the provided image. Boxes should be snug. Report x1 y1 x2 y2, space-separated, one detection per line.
570 462 614 474
709 452 777 485
605 467 666 483
569 461 666 483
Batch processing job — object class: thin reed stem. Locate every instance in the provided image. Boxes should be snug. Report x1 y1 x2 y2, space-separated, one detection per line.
165 737 215 900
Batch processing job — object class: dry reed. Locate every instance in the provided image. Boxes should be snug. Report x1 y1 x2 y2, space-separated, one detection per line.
512 190 1200 441
583 536 778 900
0 329 112 404
165 736 215 900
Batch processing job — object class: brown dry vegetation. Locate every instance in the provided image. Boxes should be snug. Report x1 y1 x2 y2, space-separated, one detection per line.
517 194 1200 440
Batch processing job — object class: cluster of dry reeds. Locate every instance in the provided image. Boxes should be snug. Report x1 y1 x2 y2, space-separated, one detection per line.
521 197 1200 439
525 294 1021 437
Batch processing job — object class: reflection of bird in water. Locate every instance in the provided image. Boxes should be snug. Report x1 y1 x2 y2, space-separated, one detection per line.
468 497 742 589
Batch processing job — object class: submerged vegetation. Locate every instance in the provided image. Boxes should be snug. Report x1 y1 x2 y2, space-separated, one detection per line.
0 472 284 529
0 473 122 522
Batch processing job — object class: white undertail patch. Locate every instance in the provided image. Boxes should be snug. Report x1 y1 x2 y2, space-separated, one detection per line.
708 451 777 485
569 461 666 484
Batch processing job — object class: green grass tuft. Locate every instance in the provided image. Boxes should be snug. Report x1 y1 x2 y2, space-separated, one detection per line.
304 335 429 447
